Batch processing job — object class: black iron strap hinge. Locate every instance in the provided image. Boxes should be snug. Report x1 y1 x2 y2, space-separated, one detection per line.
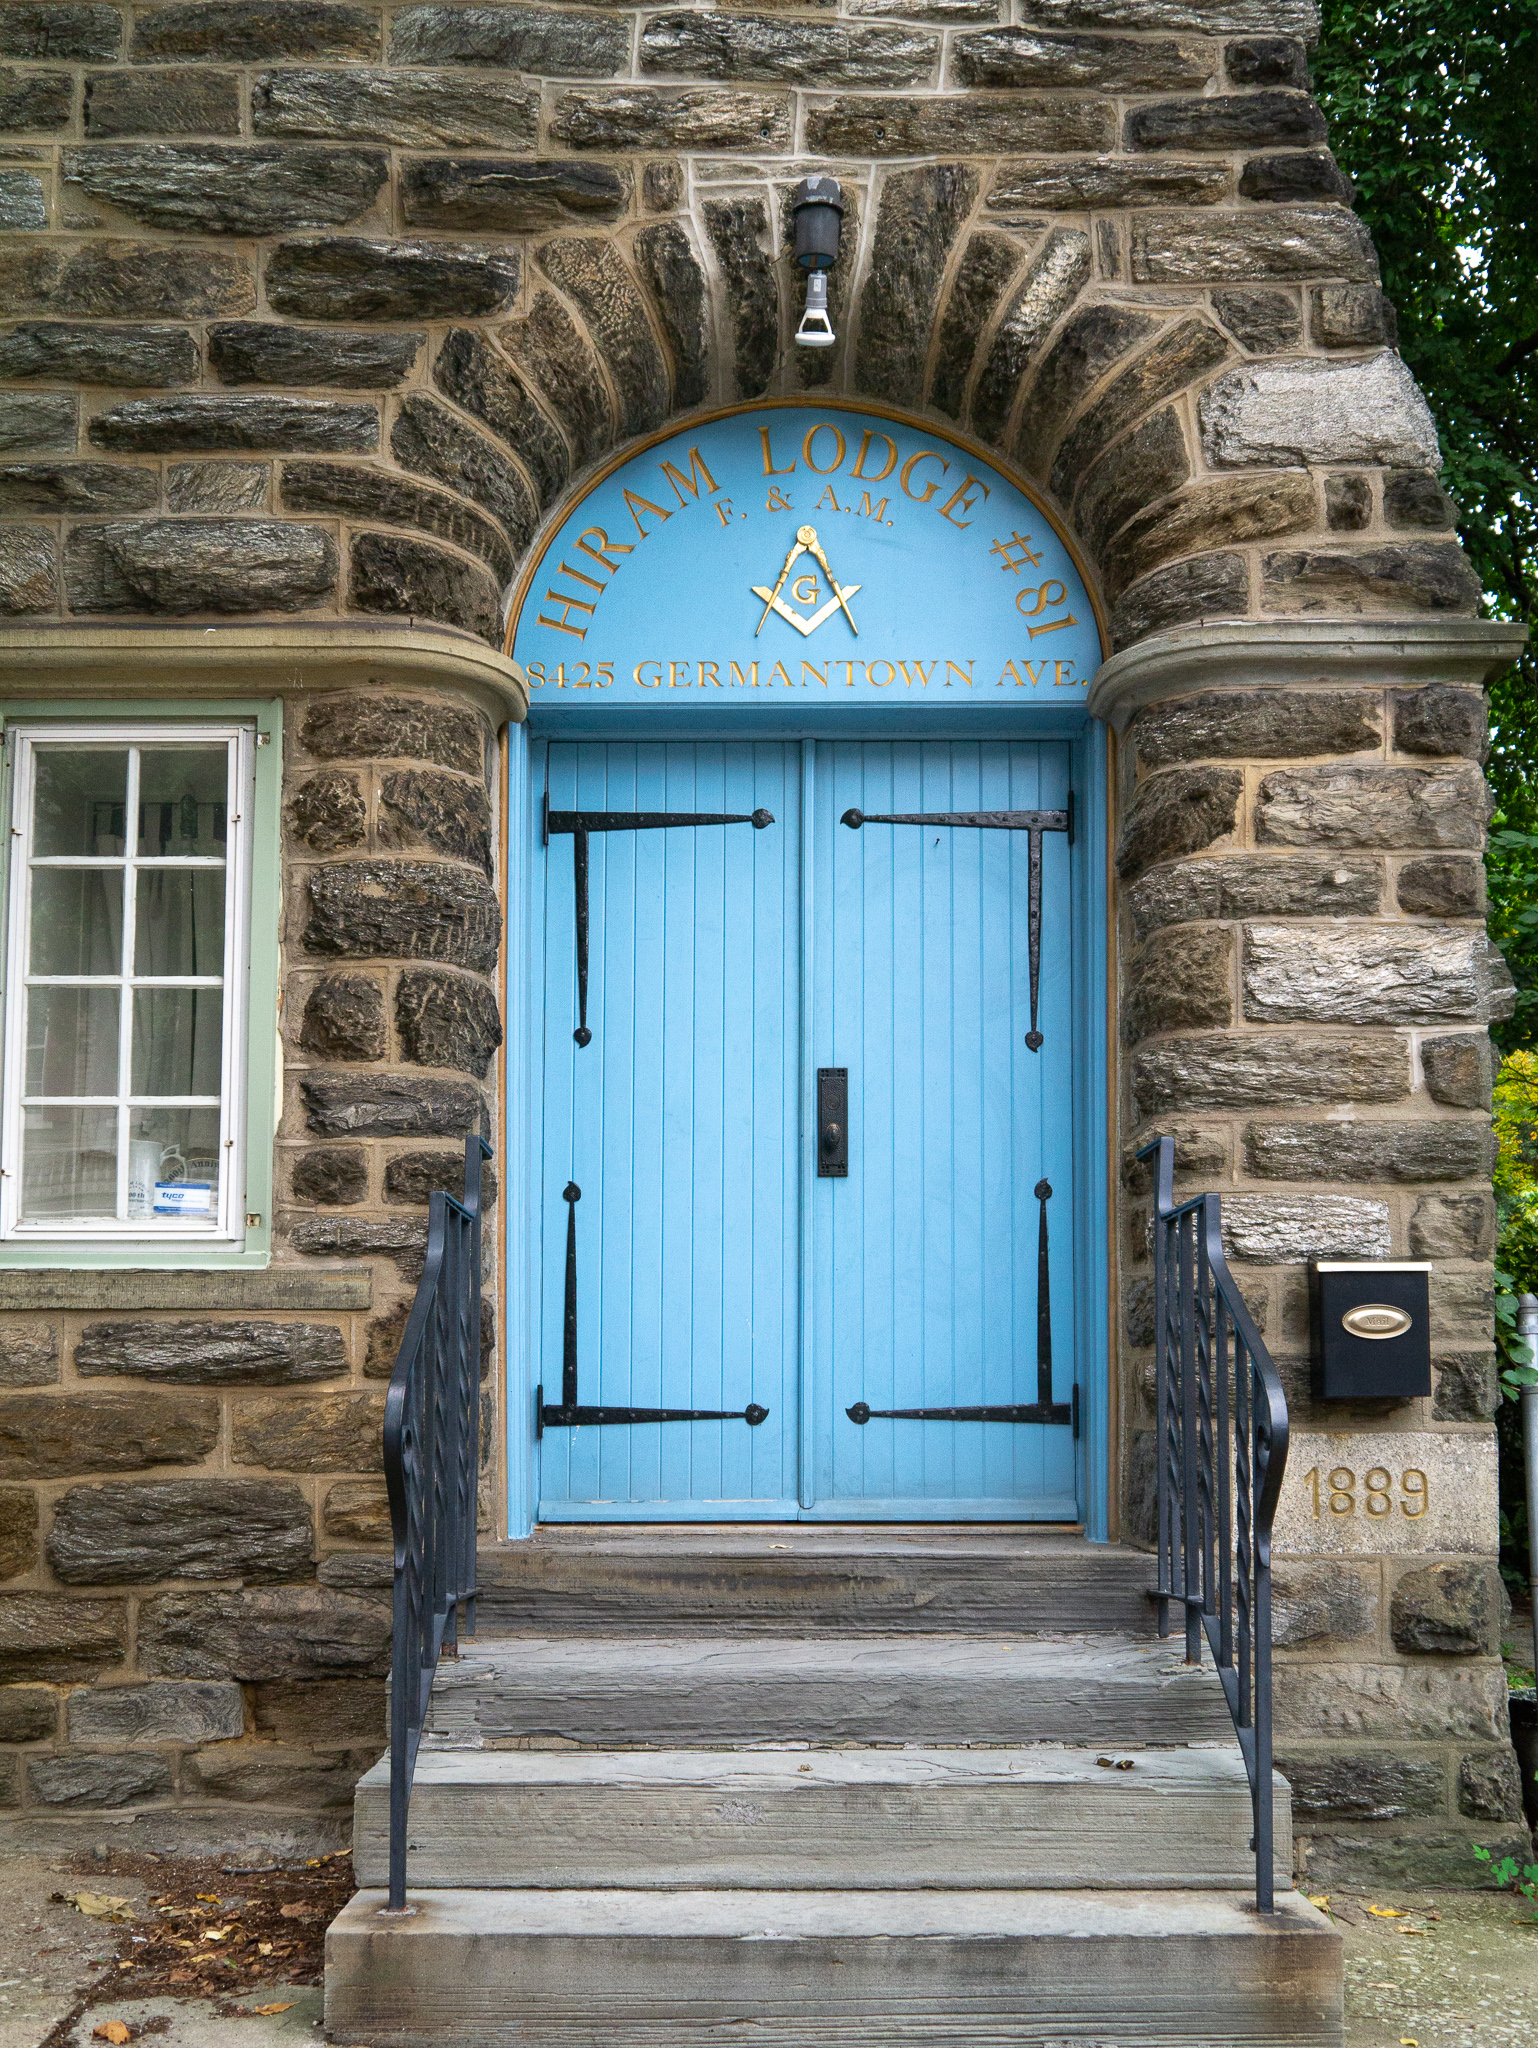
544 795 774 1047
537 1184 768 1434
841 800 1070 1052
847 1179 1072 1428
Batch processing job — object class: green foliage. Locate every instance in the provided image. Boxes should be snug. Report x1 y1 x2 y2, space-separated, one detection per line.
1316 3 1538 1047
1472 1845 1538 1917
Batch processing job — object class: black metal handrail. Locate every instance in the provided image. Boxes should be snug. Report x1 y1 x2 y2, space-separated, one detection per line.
382 1133 492 1912
1138 1135 1290 1912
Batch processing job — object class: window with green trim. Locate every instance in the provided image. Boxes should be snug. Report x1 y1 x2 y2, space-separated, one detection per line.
0 708 280 1266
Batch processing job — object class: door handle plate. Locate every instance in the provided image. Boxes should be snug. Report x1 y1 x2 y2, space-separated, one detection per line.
817 1068 848 1177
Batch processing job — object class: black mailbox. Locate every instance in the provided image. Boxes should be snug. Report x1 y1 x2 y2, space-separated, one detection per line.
1310 1261 1431 1400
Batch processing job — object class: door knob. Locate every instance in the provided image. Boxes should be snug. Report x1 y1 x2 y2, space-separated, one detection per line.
817 1069 848 1177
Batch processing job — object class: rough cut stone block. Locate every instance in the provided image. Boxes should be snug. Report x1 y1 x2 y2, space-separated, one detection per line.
63 142 387 235
633 222 709 412
0 67 72 132
392 393 535 548
28 1751 174 1809
377 766 492 871
1459 1748 1524 1821
1123 925 1232 1041
0 322 198 388
1226 35 1308 86
551 87 793 153
1077 407 1190 560
299 975 387 1060
289 770 367 855
301 1072 486 1140
67 1680 244 1746
0 5 123 61
1391 1561 1499 1655
1392 685 1485 761
1128 859 1381 944
323 1479 392 1544
1102 471 1315 599
74 1319 347 1386
1275 1435 1497 1559
0 1324 58 1388
1243 1118 1491 1184
1239 150 1351 205
855 163 979 408
85 66 241 137
1018 1 1318 23
1411 1192 1494 1263
1221 1195 1390 1265
1311 282 1396 348
90 395 376 454
0 1488 38 1580
805 92 1113 158
47 1480 315 1585
1115 765 1243 879
392 4 628 75
1131 207 1378 283
1271 1563 1377 1648
0 1394 218 1479
0 1685 57 1742
1121 1122 1231 1194
0 169 47 229
1128 89 1324 152
0 1595 127 1682
1201 352 1439 471
0 459 157 514
0 526 57 613
404 156 626 234
498 289 614 470
988 156 1226 211
1242 923 1485 1026
254 67 539 148
1382 469 1458 532
1263 541 1482 615
65 517 337 616
1010 303 1162 472
1324 473 1370 532
704 197 779 402
1419 1034 1493 1111
642 12 938 85
971 227 1091 447
1211 287 1302 355
292 1148 368 1207
301 694 487 777
285 1216 428 1278
537 237 669 440
955 27 1207 89
384 1150 497 1208
1255 763 1489 851
184 1737 363 1805
1282 1752 1447 1822
305 860 500 971
1133 1033 1409 1118
433 324 567 504
211 323 422 390
318 1552 392 1592
1433 1351 1498 1423
348 530 501 646
253 1676 385 1749
1431 1268 1495 1346
165 461 268 512
233 1394 386 1474
1133 689 1378 768
395 969 503 1077
138 1586 390 1682
0 392 75 451
0 239 255 319
1274 1661 1506 1747
1054 318 1232 504
133 2 379 61
266 237 519 322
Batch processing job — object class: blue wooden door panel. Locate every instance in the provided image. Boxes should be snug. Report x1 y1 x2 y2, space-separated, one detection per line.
807 740 1078 1520
538 741 801 1516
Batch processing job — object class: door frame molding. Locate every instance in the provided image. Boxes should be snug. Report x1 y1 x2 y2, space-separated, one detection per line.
504 716 1111 1540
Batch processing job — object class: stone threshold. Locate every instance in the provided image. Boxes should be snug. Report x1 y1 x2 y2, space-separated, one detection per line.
0 1267 373 1310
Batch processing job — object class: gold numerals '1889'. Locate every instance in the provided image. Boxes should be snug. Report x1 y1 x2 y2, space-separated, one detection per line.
1303 1465 1429 1518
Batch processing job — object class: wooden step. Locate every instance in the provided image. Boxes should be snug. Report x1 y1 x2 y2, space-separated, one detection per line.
353 1744 1291 1892
474 1527 1155 1636
325 1886 1342 2048
421 1633 1233 1750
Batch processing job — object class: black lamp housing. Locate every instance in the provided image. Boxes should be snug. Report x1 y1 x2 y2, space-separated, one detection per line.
791 175 845 271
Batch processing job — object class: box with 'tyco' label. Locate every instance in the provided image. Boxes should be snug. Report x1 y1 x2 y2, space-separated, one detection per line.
1309 1261 1432 1401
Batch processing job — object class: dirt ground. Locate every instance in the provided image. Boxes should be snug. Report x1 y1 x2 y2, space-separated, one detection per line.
1324 1884 1538 2048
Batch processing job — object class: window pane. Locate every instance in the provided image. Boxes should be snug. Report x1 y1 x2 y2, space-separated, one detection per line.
137 748 229 858
132 988 223 1098
25 987 120 1096
32 749 129 857
128 1108 221 1222
30 868 125 977
21 1106 118 1219
133 869 225 977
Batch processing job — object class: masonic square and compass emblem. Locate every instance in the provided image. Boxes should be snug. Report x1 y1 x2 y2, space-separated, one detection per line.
751 525 861 638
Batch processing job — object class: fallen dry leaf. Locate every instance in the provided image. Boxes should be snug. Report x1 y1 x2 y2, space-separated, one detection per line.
1306 1894 1329 1909
67 1892 134 1921
93 2025 131 2045
1367 1905 1403 1918
250 2004 296 2016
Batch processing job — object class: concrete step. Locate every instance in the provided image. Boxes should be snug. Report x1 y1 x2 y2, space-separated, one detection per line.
325 1886 1342 2047
474 1527 1155 1636
354 1743 1292 1892
421 1632 1233 1750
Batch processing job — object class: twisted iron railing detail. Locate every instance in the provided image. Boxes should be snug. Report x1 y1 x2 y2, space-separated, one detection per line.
1139 1135 1290 1913
383 1134 491 1913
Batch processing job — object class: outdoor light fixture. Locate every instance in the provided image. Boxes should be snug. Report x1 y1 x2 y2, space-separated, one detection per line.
792 174 844 348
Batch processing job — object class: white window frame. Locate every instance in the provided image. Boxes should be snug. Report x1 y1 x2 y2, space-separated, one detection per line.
0 721 255 1245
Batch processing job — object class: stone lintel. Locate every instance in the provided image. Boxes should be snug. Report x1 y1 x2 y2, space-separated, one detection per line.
1088 617 1528 730
0 1268 373 1312
0 620 528 724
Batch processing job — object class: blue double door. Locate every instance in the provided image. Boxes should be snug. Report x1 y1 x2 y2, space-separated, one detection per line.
535 737 1080 1521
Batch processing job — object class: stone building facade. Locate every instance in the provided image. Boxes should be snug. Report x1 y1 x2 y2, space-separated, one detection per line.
0 0 1527 1884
